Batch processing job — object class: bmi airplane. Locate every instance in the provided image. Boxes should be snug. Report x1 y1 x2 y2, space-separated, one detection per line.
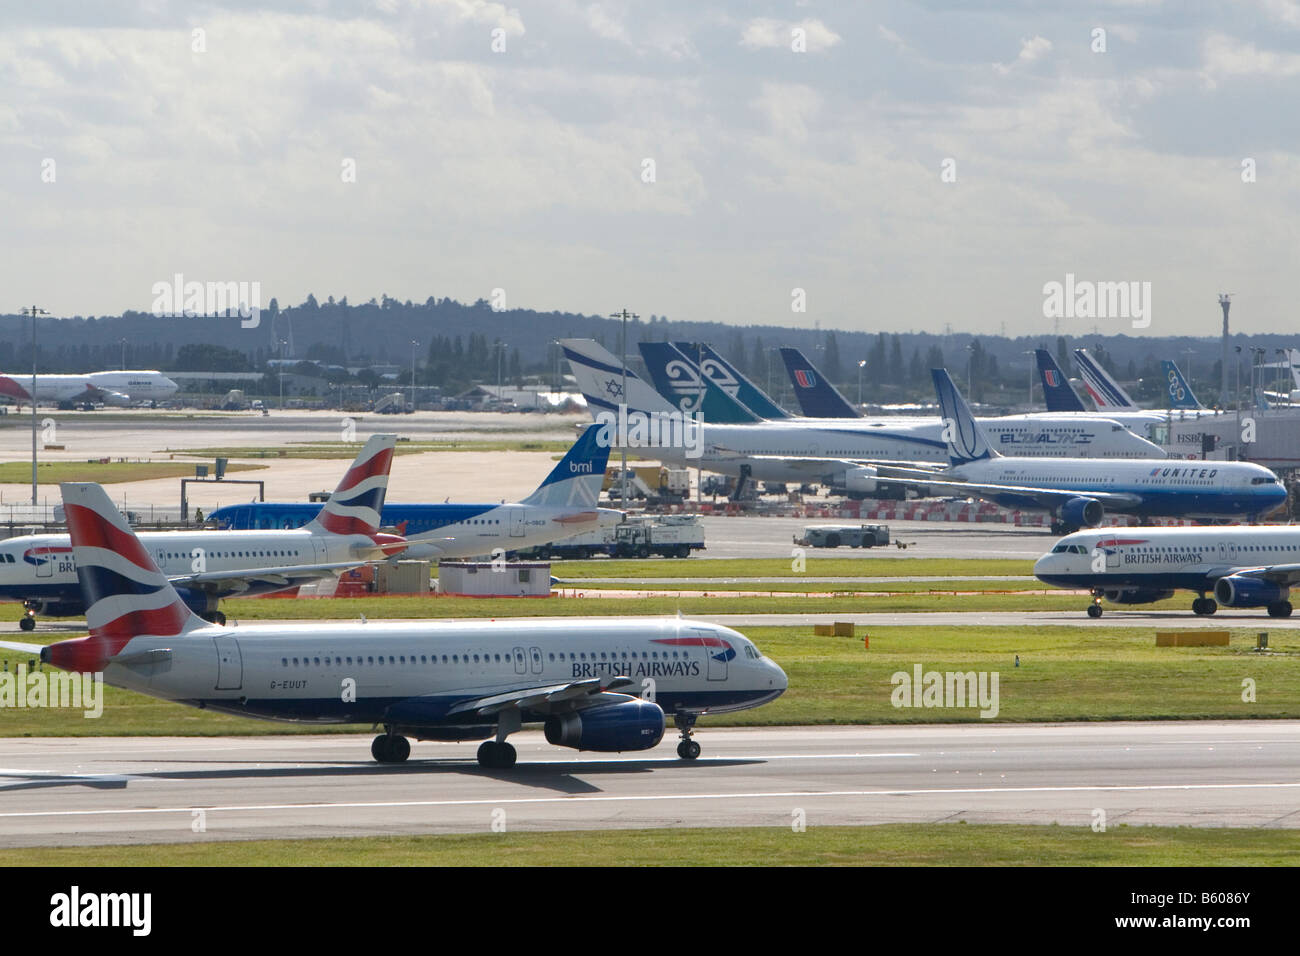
0 483 787 768
895 369 1288 533
0 370 179 407
205 425 625 560
0 435 407 629
1035 526 1300 618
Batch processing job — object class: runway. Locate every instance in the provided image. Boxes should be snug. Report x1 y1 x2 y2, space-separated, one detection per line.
1 722 1297 847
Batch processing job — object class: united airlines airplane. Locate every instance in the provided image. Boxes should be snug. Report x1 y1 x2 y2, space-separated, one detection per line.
1035 526 1300 618
0 435 406 629
207 425 624 559
890 369 1288 533
0 483 787 768
0 370 179 407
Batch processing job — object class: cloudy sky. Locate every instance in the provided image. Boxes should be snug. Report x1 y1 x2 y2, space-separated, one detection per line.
3 0 1298 336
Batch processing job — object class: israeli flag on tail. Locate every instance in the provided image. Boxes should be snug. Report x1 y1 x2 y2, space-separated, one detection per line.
560 338 678 417
304 434 397 537
1159 360 1202 410
1035 349 1086 412
931 369 996 466
62 482 207 645
520 424 612 509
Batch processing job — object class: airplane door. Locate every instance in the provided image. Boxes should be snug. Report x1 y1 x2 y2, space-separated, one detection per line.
1218 541 1239 564
34 549 52 578
1106 547 1120 570
529 646 543 675
512 646 527 675
214 636 243 690
696 627 727 681
508 507 526 538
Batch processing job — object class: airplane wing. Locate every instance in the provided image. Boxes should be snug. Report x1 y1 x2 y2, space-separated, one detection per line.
886 475 1145 511
720 452 945 478
445 676 639 718
0 640 45 656
1219 564 1300 588
166 561 383 594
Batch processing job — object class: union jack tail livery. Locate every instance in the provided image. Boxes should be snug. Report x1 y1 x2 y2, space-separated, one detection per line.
305 434 397 536
50 482 207 673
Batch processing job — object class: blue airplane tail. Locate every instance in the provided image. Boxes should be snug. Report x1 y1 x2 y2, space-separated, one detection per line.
1035 349 1086 412
675 343 791 419
1159 360 1202 410
636 342 759 423
778 348 859 418
521 424 611 509
931 369 994 466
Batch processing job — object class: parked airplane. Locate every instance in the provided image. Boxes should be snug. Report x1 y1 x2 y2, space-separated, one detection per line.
1035 526 1300 618
674 342 794 419
0 370 179 407
564 339 1166 495
0 435 407 629
895 369 1288 532
207 425 623 559
1033 349 1166 435
1159 360 1202 410
0 482 787 767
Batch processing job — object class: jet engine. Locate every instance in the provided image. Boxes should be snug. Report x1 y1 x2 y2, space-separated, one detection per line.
1214 575 1289 608
544 699 665 752
1058 496 1104 529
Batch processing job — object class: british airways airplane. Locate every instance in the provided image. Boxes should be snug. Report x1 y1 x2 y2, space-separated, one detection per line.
883 369 1288 533
1035 526 1300 619
206 425 624 560
0 435 407 629
0 483 787 768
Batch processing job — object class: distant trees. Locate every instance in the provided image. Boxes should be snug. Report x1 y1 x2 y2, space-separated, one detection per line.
173 343 252 372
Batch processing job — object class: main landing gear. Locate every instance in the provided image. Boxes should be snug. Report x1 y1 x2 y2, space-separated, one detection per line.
371 731 410 763
675 714 701 760
200 610 227 625
477 740 517 769
1192 597 1218 616
18 605 36 631
1267 601 1293 618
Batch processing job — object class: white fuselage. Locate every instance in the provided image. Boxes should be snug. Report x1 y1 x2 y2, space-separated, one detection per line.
0 370 179 405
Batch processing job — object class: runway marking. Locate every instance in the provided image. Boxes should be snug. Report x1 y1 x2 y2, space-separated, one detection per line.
2 781 1299 819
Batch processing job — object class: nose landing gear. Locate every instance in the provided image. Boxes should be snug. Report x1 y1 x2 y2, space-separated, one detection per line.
674 713 701 760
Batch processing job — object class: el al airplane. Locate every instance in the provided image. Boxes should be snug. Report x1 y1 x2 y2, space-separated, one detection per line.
0 370 179 407
1035 525 1300 619
889 369 1288 533
206 425 624 559
0 482 787 768
0 435 407 630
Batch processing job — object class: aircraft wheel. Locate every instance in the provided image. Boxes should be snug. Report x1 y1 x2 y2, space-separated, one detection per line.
677 739 701 760
212 611 227 626
1268 602 1293 618
18 616 35 632
1203 599 1217 615
478 740 516 768
371 735 390 762
389 735 410 762
1086 604 1102 619
497 742 516 768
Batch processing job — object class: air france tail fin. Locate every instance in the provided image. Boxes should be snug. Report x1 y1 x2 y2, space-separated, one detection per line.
1072 349 1137 411
636 342 759 423
1035 349 1086 412
1159 360 1202 409
778 348 860 418
931 369 996 466
678 342 792 419
521 424 611 508
49 482 206 672
560 338 679 418
304 434 397 536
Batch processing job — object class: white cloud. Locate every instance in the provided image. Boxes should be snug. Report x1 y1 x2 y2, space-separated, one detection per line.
740 17 841 53
993 35 1052 75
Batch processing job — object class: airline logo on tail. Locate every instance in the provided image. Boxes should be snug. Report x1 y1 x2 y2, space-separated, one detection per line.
1044 370 1061 387
932 369 993 465
522 425 612 509
794 370 817 389
306 435 396 537
60 482 204 670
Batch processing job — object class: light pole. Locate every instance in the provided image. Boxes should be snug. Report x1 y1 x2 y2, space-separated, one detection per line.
278 339 287 409
21 306 49 507
965 343 976 397
610 309 639 508
494 341 507 398
857 360 866 407
1250 347 1266 407
1022 350 1035 409
410 340 419 411
119 337 128 371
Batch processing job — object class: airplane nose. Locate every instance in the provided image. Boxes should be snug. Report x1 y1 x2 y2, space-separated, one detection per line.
769 659 788 692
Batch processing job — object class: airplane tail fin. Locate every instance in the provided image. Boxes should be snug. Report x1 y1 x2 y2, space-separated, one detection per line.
931 369 995 466
521 424 611 509
560 338 679 418
1159 360 1202 410
1035 349 1086 412
680 342 792 419
1072 349 1136 411
304 434 397 536
778 348 860 418
48 482 206 672
636 342 759 423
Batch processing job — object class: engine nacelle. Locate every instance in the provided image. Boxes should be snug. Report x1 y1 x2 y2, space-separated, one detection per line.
841 466 878 496
1058 496 1104 529
544 699 665 752
1214 575 1289 608
32 600 86 618
174 587 219 614
1103 588 1174 605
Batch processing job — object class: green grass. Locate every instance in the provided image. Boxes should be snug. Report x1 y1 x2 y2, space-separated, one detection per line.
554 558 1037 579
162 441 573 459
0 461 265 483
4 623 1296 735
570 578 1048 593
3 823 1296 866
